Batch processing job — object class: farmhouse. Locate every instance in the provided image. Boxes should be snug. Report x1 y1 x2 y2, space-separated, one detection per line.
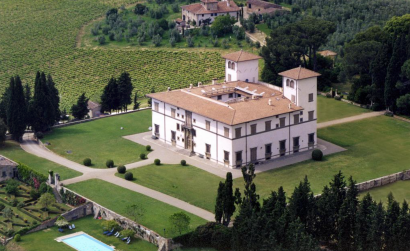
147 50 319 169
0 155 17 182
181 0 240 26
246 0 284 16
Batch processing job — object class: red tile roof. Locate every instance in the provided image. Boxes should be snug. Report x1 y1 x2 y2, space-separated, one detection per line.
279 66 321 80
222 50 262 62
181 1 239 14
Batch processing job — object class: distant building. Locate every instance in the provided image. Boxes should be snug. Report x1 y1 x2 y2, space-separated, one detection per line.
246 0 285 16
0 155 17 182
318 50 338 65
147 50 320 169
181 0 240 26
87 101 101 118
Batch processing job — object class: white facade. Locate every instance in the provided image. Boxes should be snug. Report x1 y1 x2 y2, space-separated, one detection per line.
149 53 318 169
225 59 259 82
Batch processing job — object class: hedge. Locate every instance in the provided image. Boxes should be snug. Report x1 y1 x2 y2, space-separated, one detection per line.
16 207 42 222
17 162 47 188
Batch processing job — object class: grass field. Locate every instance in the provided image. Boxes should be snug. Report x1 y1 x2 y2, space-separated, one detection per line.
0 141 81 180
67 179 207 238
15 216 157 251
43 110 151 168
235 116 410 199
359 181 410 205
256 23 271 36
317 95 369 123
116 164 223 212
0 0 225 109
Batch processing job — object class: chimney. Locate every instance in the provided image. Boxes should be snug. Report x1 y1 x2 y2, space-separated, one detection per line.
212 78 217 85
268 99 272 106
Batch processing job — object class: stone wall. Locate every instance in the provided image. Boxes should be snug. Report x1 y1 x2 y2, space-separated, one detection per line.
356 170 410 192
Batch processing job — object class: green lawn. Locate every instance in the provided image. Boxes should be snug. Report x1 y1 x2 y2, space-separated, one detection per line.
0 141 80 180
43 110 151 168
236 116 410 199
256 23 271 36
67 179 207 238
15 216 157 251
359 181 410 205
116 164 224 212
317 95 369 123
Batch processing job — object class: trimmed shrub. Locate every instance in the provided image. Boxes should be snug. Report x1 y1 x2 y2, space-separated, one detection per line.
140 153 146 159
154 159 161 165
326 93 332 98
14 234 21 242
181 160 187 166
146 145 151 151
83 158 92 166
36 132 44 139
334 95 342 101
106 159 114 168
124 172 133 181
117 165 126 174
312 149 323 161
120 229 135 240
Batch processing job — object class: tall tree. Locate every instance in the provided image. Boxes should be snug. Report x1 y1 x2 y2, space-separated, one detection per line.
355 193 376 251
117 72 133 111
100 77 119 113
370 43 391 110
0 86 11 125
215 181 225 224
46 74 60 121
384 193 401 249
288 176 315 227
133 91 140 110
7 76 27 141
385 36 407 111
215 172 237 226
30 72 56 132
0 119 6 143
71 93 89 120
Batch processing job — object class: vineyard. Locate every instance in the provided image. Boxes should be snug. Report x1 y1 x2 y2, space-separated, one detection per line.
0 0 225 109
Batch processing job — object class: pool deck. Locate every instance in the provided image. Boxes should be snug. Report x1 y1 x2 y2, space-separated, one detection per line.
55 231 115 250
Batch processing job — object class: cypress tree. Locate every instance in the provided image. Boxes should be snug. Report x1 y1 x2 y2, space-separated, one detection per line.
7 76 27 141
222 172 235 226
133 91 140 110
0 86 11 124
384 192 401 249
46 74 60 121
370 43 391 110
0 118 6 143
101 77 119 113
71 93 89 120
117 72 133 111
368 201 385 251
288 176 315 226
355 193 376 251
215 181 224 223
385 36 407 111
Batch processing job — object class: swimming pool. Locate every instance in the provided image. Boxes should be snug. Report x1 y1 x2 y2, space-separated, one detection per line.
60 232 114 251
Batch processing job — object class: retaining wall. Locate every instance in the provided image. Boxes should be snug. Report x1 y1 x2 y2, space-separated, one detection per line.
355 170 410 192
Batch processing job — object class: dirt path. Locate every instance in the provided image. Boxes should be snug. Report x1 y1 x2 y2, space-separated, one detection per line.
317 111 384 129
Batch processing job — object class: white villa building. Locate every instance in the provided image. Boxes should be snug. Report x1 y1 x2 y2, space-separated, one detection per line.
181 0 240 26
147 50 320 169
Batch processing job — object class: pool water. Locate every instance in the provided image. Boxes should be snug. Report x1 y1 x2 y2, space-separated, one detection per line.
62 233 114 251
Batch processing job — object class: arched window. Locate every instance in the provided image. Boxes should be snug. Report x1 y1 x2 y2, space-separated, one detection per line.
228 61 232 69
290 80 295 88
286 79 290 86
232 62 235 70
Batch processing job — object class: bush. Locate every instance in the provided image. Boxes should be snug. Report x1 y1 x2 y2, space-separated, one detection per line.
106 159 114 168
146 145 151 151
312 149 323 161
30 189 40 200
35 132 44 139
154 159 161 165
140 153 146 159
125 172 134 181
117 165 126 174
181 160 187 166
326 93 332 98
255 41 261 48
5 179 19 196
39 182 49 194
101 220 120 231
120 229 135 239
83 158 92 166
334 95 342 101
14 234 21 242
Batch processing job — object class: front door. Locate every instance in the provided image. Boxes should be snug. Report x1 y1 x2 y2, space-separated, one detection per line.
265 144 272 160
171 131 176 146
279 140 286 156
250 147 257 163
236 151 242 167
154 124 159 137
293 137 300 153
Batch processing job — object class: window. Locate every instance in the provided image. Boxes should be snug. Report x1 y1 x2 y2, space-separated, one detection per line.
291 95 296 103
154 124 159 135
154 102 159 111
182 115 184 119
235 127 242 138
215 13 217 16
250 124 257 135
202 14 204 17
309 93 314 102
1 172 6 177
279 140 286 153
228 61 232 69
228 74 231 81
206 144 211 153
265 121 271 131
224 127 229 137
193 118 196 123
236 151 242 161
177 123 180 131
250 147 257 162
308 133 315 146
294 114 299 125
308 111 314 121
171 108 176 118
171 131 176 141
217 95 222 100
293 137 300 153
229 93 233 98
279 117 286 128
232 62 235 70
192 129 196 137
238 94 241 97
211 13 213 16
224 151 230 161
286 79 290 86
265 144 272 154
206 120 211 130
177 113 180 117
290 80 295 88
